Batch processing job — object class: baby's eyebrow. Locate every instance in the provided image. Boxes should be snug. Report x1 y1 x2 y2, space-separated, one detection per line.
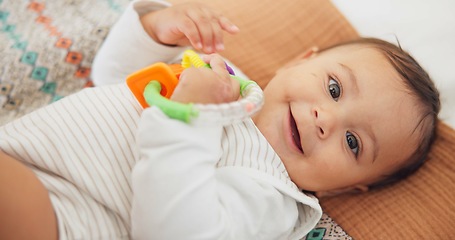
339 63 359 95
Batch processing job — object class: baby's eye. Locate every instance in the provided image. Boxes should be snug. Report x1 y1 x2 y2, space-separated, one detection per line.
328 78 341 101
346 132 359 156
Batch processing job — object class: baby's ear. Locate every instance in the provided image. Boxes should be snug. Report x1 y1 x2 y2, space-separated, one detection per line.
295 46 319 60
314 184 368 199
277 46 319 72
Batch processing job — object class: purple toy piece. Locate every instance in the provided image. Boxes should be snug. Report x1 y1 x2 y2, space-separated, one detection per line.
225 63 235 76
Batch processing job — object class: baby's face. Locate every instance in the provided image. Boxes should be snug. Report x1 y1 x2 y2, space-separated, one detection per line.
252 45 421 194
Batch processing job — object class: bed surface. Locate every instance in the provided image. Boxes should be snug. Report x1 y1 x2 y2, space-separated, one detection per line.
1 0 454 239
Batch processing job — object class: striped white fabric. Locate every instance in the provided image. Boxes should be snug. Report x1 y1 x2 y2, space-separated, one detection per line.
0 83 321 239
0 84 140 239
218 120 322 239
218 121 295 188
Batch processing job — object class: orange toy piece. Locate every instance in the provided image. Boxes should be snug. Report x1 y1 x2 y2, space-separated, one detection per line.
126 62 184 108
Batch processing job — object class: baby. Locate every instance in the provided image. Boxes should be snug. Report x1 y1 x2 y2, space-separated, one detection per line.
0 0 440 239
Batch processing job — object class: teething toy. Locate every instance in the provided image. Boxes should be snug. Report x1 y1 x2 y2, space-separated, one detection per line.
126 50 263 124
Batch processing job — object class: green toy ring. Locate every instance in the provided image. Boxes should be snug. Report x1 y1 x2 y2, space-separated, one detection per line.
143 75 263 124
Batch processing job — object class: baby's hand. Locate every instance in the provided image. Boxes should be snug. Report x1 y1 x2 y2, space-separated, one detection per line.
171 54 240 104
140 2 239 54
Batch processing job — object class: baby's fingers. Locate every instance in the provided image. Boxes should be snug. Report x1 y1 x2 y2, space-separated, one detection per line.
218 16 240 34
204 13 239 52
206 55 228 77
177 16 203 50
205 54 240 101
185 7 238 53
187 9 217 53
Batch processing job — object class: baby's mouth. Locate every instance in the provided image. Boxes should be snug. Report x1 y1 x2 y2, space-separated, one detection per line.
289 110 304 153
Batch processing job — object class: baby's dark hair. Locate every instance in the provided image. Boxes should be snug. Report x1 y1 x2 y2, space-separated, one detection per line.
324 37 441 190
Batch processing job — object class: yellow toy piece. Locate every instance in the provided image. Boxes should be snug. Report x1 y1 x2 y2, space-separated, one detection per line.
181 49 209 68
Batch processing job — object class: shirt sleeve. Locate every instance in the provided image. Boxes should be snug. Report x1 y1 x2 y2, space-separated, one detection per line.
131 107 300 240
91 0 186 86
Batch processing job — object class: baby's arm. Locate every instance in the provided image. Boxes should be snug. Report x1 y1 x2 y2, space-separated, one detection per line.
132 55 298 238
91 0 238 86
92 0 179 86
132 109 299 239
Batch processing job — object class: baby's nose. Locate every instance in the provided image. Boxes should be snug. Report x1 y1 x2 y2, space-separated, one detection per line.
312 107 335 139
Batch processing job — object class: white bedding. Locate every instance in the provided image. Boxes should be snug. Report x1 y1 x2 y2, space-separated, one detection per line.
332 0 455 129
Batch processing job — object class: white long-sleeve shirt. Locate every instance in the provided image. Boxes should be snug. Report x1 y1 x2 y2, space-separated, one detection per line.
106 1 322 238
0 1 322 239
133 107 322 239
